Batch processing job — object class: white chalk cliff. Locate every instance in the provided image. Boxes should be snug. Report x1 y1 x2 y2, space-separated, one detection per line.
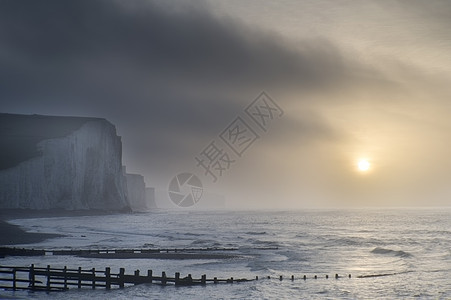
0 114 130 210
123 169 147 212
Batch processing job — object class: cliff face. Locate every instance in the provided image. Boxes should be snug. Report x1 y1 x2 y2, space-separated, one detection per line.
145 187 157 210
0 114 129 211
124 173 147 212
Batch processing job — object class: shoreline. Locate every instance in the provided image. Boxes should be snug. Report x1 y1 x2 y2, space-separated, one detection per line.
79 252 241 260
0 220 64 246
0 209 125 246
0 208 131 220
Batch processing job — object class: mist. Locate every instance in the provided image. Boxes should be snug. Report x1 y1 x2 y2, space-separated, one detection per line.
1 0 451 208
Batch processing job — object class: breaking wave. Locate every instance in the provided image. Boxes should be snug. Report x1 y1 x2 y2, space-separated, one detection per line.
371 247 413 258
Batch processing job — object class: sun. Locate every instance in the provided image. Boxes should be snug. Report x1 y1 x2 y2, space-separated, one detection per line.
358 159 371 172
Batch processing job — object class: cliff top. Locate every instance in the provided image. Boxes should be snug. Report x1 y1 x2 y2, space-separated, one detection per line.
0 113 112 170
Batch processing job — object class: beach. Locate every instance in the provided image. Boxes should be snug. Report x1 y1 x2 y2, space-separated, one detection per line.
0 210 449 299
0 220 62 246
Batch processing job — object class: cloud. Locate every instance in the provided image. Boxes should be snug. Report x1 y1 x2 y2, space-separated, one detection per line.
1 0 450 206
1 0 401 202
0 0 354 165
0 0 351 102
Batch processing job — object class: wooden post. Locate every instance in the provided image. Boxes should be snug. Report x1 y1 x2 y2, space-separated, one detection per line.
105 267 111 289
46 265 51 291
147 270 153 283
12 268 16 290
78 267 82 288
119 268 125 288
201 274 206 285
29 264 35 289
63 266 67 289
92 268 96 289
134 270 140 285
175 272 180 285
161 271 166 285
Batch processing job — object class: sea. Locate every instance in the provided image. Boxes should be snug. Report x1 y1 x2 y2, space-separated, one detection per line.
1 209 450 299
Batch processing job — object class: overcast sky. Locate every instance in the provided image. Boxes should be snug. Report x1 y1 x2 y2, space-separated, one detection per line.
1 0 451 208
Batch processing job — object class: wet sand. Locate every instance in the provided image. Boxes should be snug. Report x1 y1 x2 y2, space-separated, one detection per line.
0 208 121 246
0 220 63 246
0 208 128 220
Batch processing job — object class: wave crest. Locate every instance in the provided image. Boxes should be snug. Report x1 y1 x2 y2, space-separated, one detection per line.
371 247 413 258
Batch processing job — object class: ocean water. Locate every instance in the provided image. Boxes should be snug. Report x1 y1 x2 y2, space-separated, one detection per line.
1 209 450 299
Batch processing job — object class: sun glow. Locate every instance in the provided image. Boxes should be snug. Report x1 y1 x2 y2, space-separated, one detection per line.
358 159 371 172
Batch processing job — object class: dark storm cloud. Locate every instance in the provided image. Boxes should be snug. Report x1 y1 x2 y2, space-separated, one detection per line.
0 0 346 102
0 0 355 176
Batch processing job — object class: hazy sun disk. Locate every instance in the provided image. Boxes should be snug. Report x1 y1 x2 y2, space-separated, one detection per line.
358 160 370 171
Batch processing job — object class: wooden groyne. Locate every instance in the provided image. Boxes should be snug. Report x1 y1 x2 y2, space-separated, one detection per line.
0 264 354 292
0 264 255 291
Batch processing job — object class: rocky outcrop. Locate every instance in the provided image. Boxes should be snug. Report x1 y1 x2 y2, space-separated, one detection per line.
0 113 129 211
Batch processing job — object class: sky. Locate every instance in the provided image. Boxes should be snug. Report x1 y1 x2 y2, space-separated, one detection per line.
1 0 451 208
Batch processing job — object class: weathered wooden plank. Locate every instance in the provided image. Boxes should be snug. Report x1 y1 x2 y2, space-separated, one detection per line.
0 264 261 292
